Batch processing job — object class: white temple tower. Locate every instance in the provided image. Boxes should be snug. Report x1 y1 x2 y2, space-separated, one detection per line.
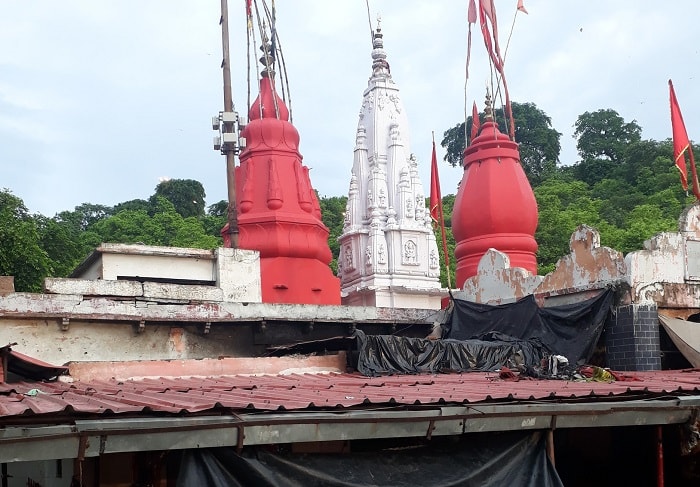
338 23 443 308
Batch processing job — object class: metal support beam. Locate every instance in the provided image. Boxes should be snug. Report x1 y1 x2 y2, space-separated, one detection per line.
0 398 698 463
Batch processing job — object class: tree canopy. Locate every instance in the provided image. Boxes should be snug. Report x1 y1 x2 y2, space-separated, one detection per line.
441 101 562 185
0 190 51 292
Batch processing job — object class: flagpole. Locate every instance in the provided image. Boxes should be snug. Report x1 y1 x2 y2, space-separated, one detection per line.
689 147 700 201
430 132 452 289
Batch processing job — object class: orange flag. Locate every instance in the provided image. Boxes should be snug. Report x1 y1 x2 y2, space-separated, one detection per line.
471 101 481 142
517 0 528 14
669 79 700 199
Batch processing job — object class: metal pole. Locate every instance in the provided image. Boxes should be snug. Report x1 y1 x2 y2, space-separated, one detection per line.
546 429 555 468
656 425 665 487
221 0 239 248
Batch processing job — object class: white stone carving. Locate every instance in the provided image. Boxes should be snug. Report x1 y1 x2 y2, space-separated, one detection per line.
338 24 442 308
403 240 418 265
429 249 438 269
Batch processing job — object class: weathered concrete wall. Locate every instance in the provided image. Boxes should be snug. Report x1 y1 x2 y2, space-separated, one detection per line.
0 293 437 324
625 233 686 304
45 278 143 297
44 248 262 303
456 226 624 305
68 353 347 381
74 243 218 282
0 319 255 365
633 282 700 309
456 249 542 304
538 225 626 297
216 247 262 303
624 202 700 307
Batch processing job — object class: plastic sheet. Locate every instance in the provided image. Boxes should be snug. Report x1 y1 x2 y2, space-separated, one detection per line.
355 330 550 376
176 431 563 487
446 289 613 367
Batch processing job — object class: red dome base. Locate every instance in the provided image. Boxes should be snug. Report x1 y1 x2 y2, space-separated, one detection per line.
260 257 340 305
455 233 538 284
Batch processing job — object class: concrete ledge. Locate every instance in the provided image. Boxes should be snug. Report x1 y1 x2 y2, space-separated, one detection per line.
142 282 223 302
44 278 143 297
0 293 436 323
68 353 347 381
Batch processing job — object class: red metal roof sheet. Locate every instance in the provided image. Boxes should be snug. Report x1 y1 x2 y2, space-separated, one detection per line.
0 369 699 419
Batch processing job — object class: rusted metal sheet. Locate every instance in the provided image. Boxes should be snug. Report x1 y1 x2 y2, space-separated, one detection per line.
1 370 699 419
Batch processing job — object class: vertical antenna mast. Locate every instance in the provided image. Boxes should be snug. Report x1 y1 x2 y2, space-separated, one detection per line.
220 0 239 248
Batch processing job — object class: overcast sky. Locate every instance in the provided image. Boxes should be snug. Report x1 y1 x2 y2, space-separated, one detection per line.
1 1 698 217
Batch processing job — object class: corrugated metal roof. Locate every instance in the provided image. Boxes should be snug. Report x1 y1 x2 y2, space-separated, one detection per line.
1 370 699 418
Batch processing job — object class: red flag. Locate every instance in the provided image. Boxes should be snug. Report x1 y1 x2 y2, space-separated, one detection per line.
517 0 528 14
429 137 452 288
669 79 700 199
479 0 516 139
468 0 477 24
479 0 502 73
471 101 480 142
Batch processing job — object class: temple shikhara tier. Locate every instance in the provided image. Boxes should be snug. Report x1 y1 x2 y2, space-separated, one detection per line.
338 22 442 308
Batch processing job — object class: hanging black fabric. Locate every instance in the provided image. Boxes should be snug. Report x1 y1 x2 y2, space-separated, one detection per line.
353 289 613 376
446 288 613 367
176 431 564 487
354 329 549 376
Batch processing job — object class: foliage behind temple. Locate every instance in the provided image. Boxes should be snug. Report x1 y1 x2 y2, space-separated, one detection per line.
0 104 696 291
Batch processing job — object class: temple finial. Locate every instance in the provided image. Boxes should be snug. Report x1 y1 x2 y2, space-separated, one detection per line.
484 88 493 121
259 25 275 78
371 13 390 76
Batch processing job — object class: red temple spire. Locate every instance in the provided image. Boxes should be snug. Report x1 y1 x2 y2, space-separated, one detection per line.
451 92 538 286
227 38 340 305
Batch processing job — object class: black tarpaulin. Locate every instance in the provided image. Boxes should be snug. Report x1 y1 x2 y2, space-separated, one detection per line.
176 431 563 487
446 289 613 367
354 330 549 376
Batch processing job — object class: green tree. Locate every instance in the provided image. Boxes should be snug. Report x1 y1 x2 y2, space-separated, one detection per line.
318 195 347 273
91 196 218 249
573 109 642 164
441 102 561 185
56 203 113 232
150 179 206 218
207 200 228 218
0 190 50 291
35 215 85 278
113 199 150 214
534 180 605 273
433 194 456 287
